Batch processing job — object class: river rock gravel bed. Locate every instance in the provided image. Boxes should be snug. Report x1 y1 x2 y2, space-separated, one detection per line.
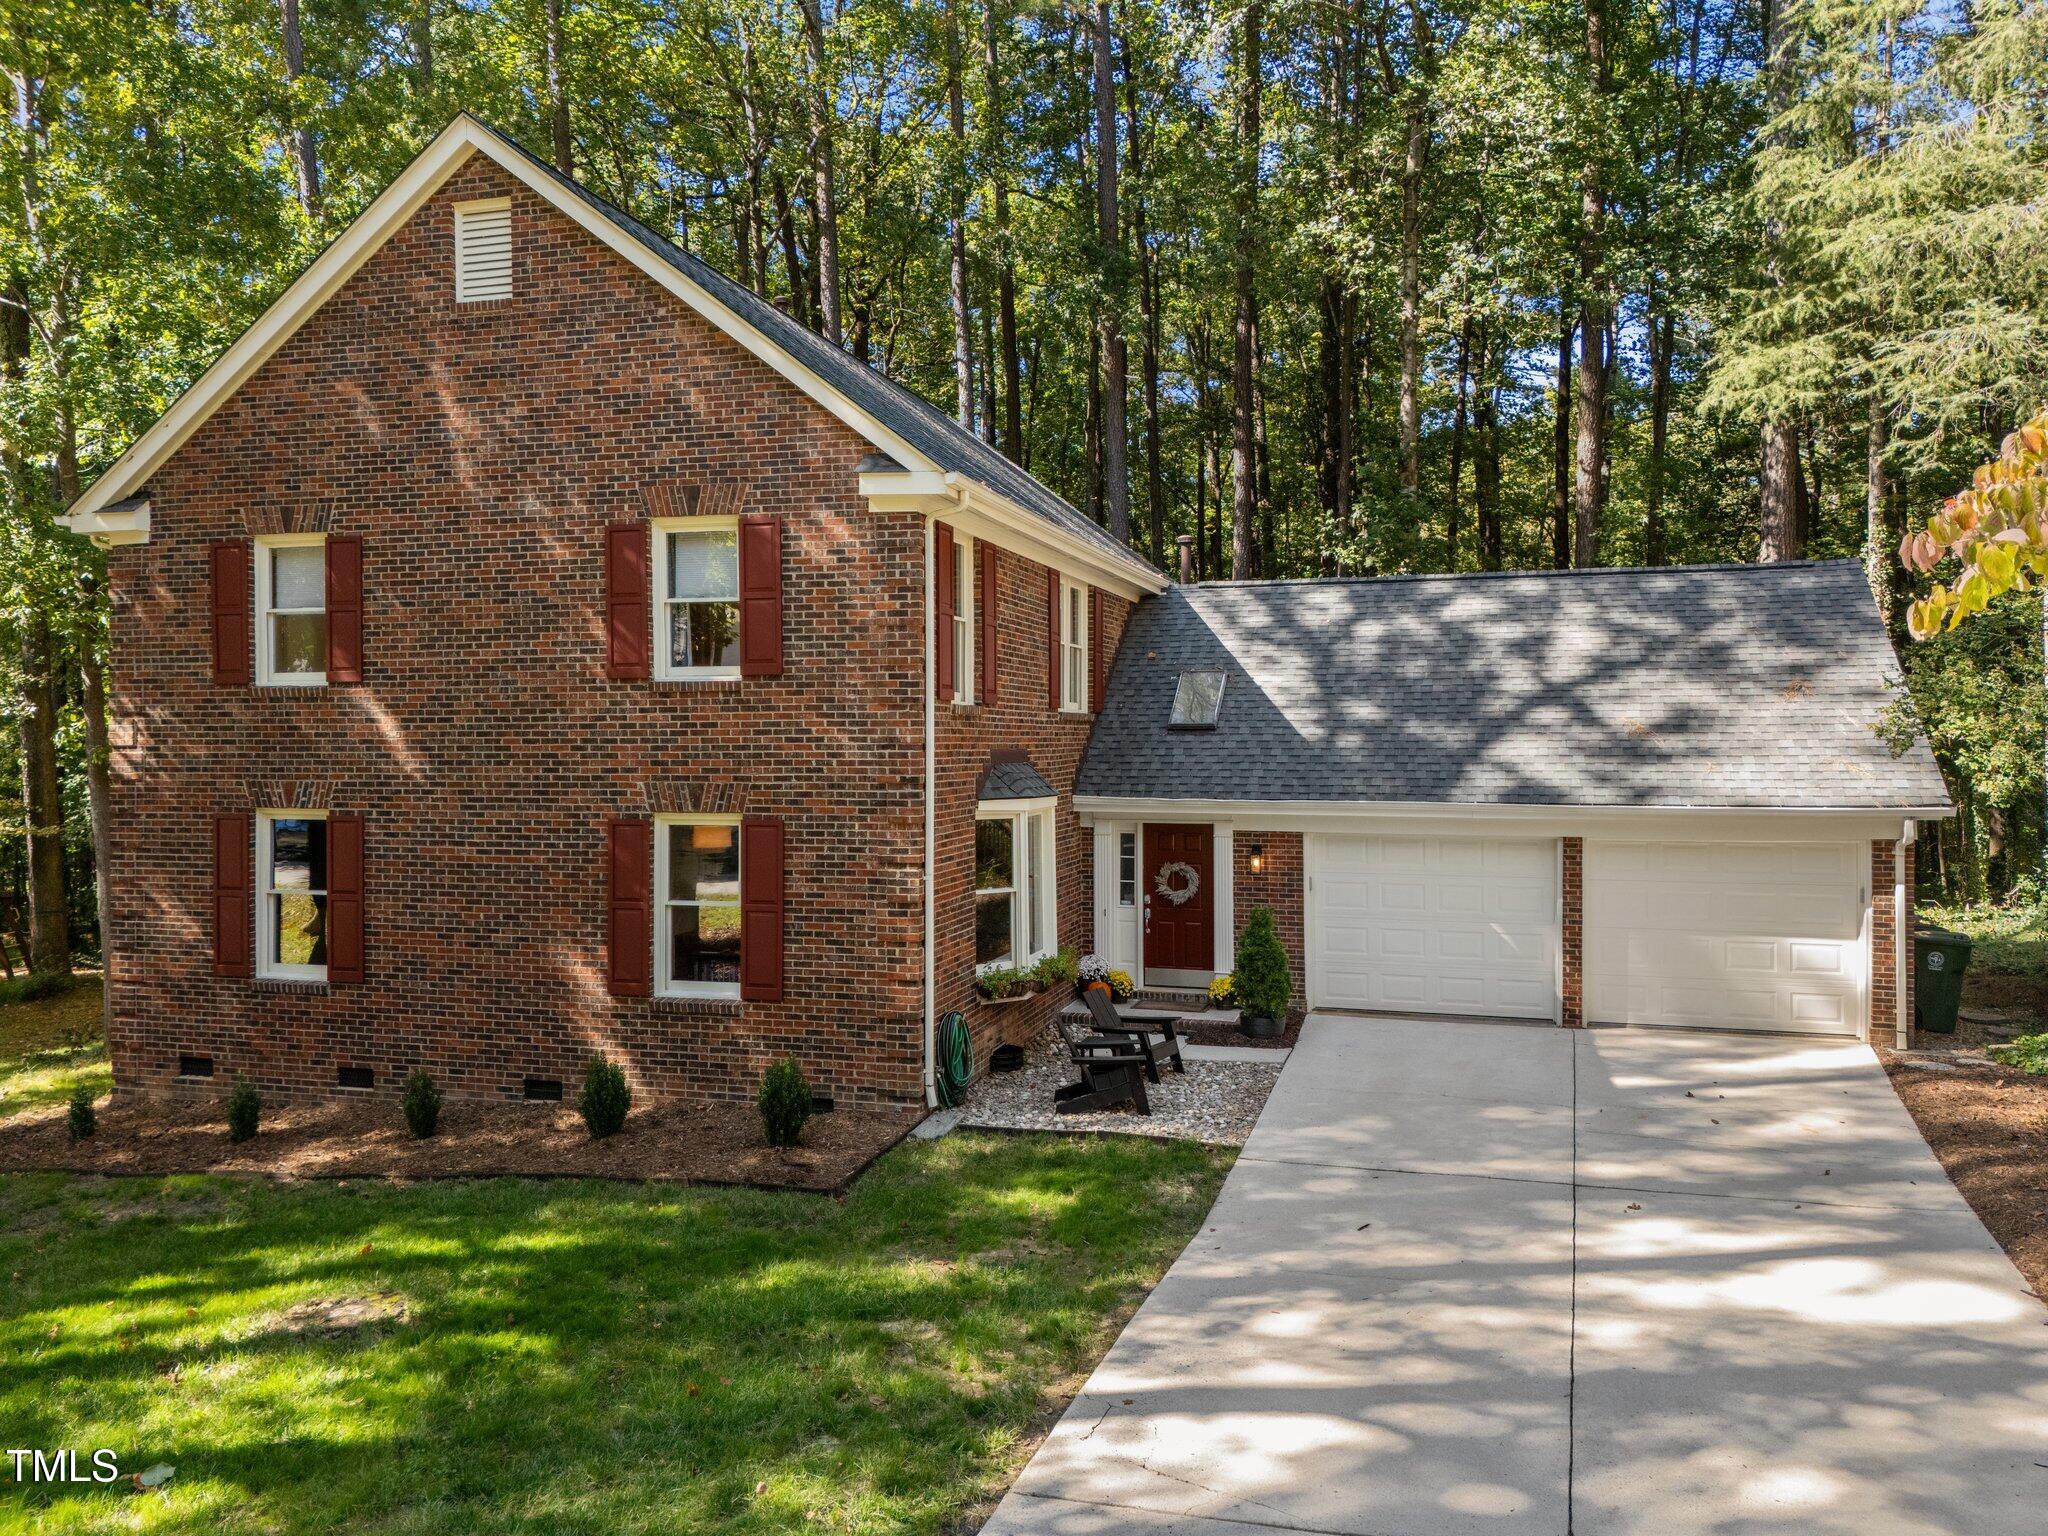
956 1029 1281 1146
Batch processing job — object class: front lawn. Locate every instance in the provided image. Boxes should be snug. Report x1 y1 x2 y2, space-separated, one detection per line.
0 1132 1229 1535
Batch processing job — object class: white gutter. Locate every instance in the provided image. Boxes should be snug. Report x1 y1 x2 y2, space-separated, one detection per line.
1073 794 1956 823
1895 819 1915 1049
922 518 938 1108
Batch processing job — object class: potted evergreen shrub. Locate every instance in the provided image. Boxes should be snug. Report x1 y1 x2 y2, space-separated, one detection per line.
1233 906 1292 1039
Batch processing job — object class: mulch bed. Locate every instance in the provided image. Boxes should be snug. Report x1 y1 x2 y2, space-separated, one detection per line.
1173 1014 1302 1050
1881 1050 2048 1301
0 1090 921 1193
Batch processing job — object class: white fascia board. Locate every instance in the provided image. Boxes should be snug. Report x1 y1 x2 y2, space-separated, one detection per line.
1071 795 1945 842
68 116 938 521
57 500 151 548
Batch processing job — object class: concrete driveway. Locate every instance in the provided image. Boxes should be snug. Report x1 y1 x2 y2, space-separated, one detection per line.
980 1015 2048 1536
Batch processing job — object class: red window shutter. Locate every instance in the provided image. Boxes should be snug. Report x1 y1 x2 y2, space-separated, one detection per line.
934 521 956 698
325 535 364 683
1089 588 1105 713
604 522 651 680
327 812 365 983
210 540 251 686
738 514 784 677
1046 567 1062 710
740 815 786 1003
213 812 253 977
606 818 652 997
979 540 998 702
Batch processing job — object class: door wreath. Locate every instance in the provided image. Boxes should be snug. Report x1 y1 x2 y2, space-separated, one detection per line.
1154 861 1201 906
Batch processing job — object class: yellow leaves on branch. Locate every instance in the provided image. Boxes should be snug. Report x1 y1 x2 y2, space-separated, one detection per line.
1901 406 2048 640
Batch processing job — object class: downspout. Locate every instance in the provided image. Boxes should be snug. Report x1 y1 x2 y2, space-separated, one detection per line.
923 516 939 1107
1894 819 1914 1049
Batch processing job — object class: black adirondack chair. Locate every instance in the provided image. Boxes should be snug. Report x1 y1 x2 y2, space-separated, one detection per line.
1053 1016 1151 1115
1075 987 1187 1083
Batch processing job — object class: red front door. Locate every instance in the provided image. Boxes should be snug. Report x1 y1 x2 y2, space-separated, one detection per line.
1144 823 1215 981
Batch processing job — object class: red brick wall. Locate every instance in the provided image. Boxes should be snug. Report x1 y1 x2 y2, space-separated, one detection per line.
104 159 945 1108
1871 838 1913 1045
1561 837 1584 1028
934 541 1131 1074
1231 832 1305 1017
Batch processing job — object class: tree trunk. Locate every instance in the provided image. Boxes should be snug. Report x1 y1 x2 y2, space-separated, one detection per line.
1864 399 1891 607
1093 0 1130 544
946 0 973 427
1760 420 1803 560
543 0 572 174
1447 315 1472 570
1231 0 1261 579
17 617 69 977
1397 93 1426 502
771 174 810 326
1646 307 1674 564
1552 310 1574 567
1573 0 1610 570
1476 353 1502 570
984 0 1022 460
279 0 323 219
79 634 113 1023
798 0 843 343
413 0 434 96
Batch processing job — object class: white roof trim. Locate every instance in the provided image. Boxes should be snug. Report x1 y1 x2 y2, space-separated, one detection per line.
57 497 151 548
1073 795 1948 825
66 115 938 522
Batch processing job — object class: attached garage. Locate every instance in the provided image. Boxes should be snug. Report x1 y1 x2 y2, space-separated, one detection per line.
1584 841 1868 1035
1308 835 1557 1020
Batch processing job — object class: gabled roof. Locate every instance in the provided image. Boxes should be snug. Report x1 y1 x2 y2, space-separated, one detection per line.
63 115 1159 590
1078 560 1952 813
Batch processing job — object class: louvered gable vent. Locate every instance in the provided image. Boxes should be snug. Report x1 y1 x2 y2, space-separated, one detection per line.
454 198 513 302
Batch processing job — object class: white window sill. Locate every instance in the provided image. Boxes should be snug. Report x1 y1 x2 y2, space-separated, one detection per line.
257 967 327 985
653 669 743 684
657 984 741 1002
1060 706 1091 718
257 676 328 689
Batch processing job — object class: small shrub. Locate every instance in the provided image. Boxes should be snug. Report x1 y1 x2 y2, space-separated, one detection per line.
1031 945 1079 987
225 1079 261 1143
1208 973 1237 1008
67 1085 96 1141
1077 952 1111 984
1108 968 1135 1002
578 1056 631 1139
975 965 1030 1000
1989 1032 2048 1075
758 1056 812 1148
402 1069 442 1138
1233 906 1293 1022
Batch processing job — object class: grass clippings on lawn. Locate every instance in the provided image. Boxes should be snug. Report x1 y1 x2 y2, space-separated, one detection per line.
0 1131 1232 1535
0 1090 919 1193
1884 1053 2048 1301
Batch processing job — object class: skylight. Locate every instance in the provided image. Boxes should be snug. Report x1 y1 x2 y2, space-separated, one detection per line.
1168 670 1225 730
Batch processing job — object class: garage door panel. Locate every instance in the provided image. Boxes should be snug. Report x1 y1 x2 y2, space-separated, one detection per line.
1311 835 1558 1021
1585 841 1866 1036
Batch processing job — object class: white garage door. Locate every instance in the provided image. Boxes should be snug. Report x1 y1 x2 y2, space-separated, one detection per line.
1584 841 1867 1035
1310 836 1558 1019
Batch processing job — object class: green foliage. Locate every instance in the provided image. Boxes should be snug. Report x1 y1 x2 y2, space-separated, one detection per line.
1208 973 1237 1008
975 965 1030 1000
0 972 77 1007
66 1084 95 1141
1917 902 2048 979
225 1080 261 1143
1232 907 1292 1021
578 1057 631 1139
402 1069 442 1139
1030 946 1079 988
1988 1033 2048 1075
1108 968 1135 1002
757 1056 813 1149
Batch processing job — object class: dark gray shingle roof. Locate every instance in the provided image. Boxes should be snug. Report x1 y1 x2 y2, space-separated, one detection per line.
475 120 1152 581
979 758 1058 801
1077 560 1951 810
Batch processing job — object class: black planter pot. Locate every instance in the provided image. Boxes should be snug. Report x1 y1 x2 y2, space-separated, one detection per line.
1240 1014 1283 1039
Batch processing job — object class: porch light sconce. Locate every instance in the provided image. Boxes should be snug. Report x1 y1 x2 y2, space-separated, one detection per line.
1248 842 1265 875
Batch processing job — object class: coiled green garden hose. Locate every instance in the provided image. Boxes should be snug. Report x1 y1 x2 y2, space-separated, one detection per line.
935 1010 973 1107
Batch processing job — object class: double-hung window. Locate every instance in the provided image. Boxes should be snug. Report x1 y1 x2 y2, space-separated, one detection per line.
656 816 742 997
1060 580 1088 712
975 801 1055 970
258 811 328 980
952 534 974 704
256 534 326 685
655 519 740 679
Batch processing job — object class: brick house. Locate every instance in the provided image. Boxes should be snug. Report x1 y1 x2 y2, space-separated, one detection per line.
62 117 1947 1113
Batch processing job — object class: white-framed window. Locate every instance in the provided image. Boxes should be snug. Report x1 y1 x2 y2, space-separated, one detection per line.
1118 831 1137 907
975 799 1056 971
1061 579 1089 713
653 517 741 680
257 810 328 981
454 197 513 303
952 533 974 704
655 815 742 998
255 533 326 686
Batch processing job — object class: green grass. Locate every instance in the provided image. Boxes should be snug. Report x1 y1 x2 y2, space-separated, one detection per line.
1916 902 2048 977
0 1133 1231 1535
0 974 107 1121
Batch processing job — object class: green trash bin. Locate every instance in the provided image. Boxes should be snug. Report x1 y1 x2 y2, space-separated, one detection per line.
1913 926 1973 1035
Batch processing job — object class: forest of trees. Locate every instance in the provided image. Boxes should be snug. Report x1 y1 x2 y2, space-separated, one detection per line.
2 0 2045 980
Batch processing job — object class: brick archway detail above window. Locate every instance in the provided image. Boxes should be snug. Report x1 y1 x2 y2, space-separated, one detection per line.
244 778 340 811
644 781 747 816
242 502 337 537
642 480 752 521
